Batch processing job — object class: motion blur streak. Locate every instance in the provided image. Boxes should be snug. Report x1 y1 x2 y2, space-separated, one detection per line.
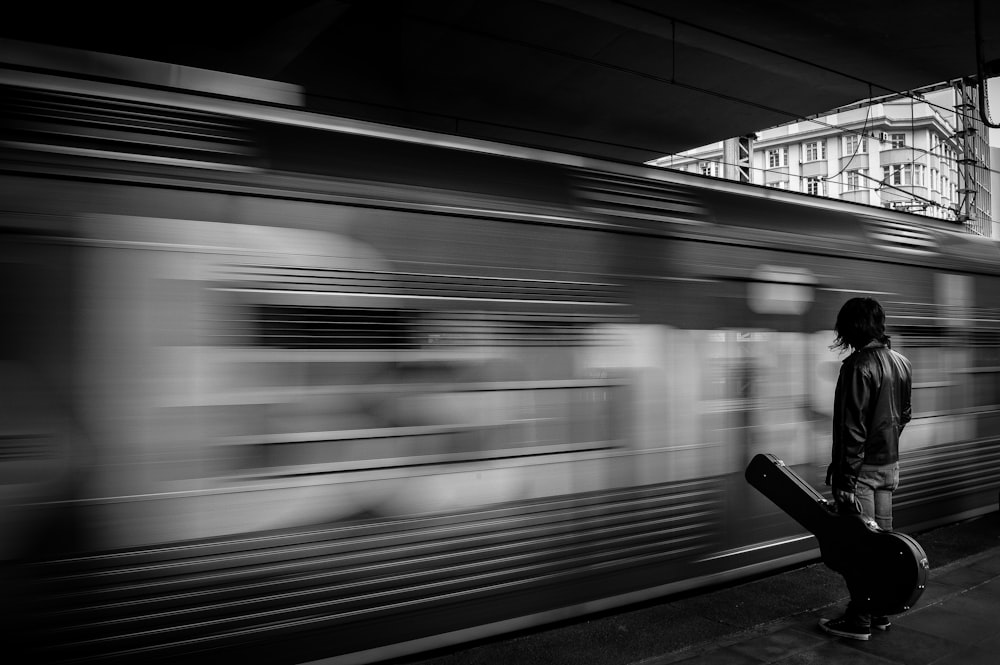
2 41 1000 665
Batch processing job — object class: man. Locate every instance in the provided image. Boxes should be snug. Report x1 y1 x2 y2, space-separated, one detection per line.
819 297 913 641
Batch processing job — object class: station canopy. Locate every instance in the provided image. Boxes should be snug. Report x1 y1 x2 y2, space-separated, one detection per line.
3 0 1000 163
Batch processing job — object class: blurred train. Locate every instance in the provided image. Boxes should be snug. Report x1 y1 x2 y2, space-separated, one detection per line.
2 40 1000 664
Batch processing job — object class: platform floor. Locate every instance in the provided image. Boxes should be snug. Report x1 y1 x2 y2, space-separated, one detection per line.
384 510 1000 665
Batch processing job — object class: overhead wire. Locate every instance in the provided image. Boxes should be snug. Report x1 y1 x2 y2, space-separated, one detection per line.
664 132 962 218
652 93 972 216
822 84 873 182
617 0 989 127
619 1 901 95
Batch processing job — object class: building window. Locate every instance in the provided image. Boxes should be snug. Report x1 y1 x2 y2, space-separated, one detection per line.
844 134 867 155
884 163 928 187
700 161 720 177
805 177 826 196
803 140 826 162
766 147 788 168
885 164 914 186
889 133 906 149
931 168 939 192
846 169 867 190
766 180 789 190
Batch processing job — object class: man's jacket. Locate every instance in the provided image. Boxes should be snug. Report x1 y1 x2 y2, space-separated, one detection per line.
829 341 913 492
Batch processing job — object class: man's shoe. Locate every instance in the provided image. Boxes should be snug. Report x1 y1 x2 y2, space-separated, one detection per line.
871 616 891 631
818 616 871 641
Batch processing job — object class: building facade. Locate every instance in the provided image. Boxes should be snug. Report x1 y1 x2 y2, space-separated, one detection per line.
651 84 993 237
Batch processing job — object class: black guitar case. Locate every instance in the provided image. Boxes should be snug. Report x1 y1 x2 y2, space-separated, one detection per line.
745 453 928 615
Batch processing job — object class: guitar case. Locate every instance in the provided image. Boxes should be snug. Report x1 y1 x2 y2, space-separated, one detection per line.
745 453 928 615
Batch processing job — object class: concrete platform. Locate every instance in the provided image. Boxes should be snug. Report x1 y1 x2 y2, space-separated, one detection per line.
388 510 1000 665
656 546 1000 665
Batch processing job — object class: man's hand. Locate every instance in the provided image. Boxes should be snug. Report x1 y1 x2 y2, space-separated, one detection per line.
833 487 861 514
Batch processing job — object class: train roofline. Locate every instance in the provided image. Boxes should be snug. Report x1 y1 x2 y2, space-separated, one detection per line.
0 38 984 245
0 38 305 107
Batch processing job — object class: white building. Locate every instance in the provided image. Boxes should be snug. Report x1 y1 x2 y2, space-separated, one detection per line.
651 85 993 237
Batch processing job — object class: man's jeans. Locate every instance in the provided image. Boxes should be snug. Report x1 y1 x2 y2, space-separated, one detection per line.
846 462 900 624
855 462 900 530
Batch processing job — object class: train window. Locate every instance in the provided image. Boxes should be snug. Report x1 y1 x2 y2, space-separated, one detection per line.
254 305 411 350
208 303 413 349
969 341 1000 409
196 308 628 478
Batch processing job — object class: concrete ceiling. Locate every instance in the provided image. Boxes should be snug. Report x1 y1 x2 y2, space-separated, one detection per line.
4 0 1000 163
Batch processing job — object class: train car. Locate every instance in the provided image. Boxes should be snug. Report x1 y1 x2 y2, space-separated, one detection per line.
2 40 999 664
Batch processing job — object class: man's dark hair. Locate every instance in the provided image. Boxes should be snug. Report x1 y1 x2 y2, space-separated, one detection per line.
832 297 891 352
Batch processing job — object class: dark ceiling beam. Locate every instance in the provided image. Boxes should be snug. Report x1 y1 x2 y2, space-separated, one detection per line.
220 0 352 79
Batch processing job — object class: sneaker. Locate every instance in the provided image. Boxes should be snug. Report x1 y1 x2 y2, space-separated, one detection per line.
871 616 892 631
818 616 871 641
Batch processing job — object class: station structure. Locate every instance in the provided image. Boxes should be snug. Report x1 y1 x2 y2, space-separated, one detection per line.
650 80 996 238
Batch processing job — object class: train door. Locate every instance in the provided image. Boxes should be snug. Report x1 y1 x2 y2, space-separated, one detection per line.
0 228 78 560
72 214 407 548
708 265 824 554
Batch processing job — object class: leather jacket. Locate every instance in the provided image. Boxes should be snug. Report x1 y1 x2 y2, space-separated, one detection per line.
828 341 912 492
